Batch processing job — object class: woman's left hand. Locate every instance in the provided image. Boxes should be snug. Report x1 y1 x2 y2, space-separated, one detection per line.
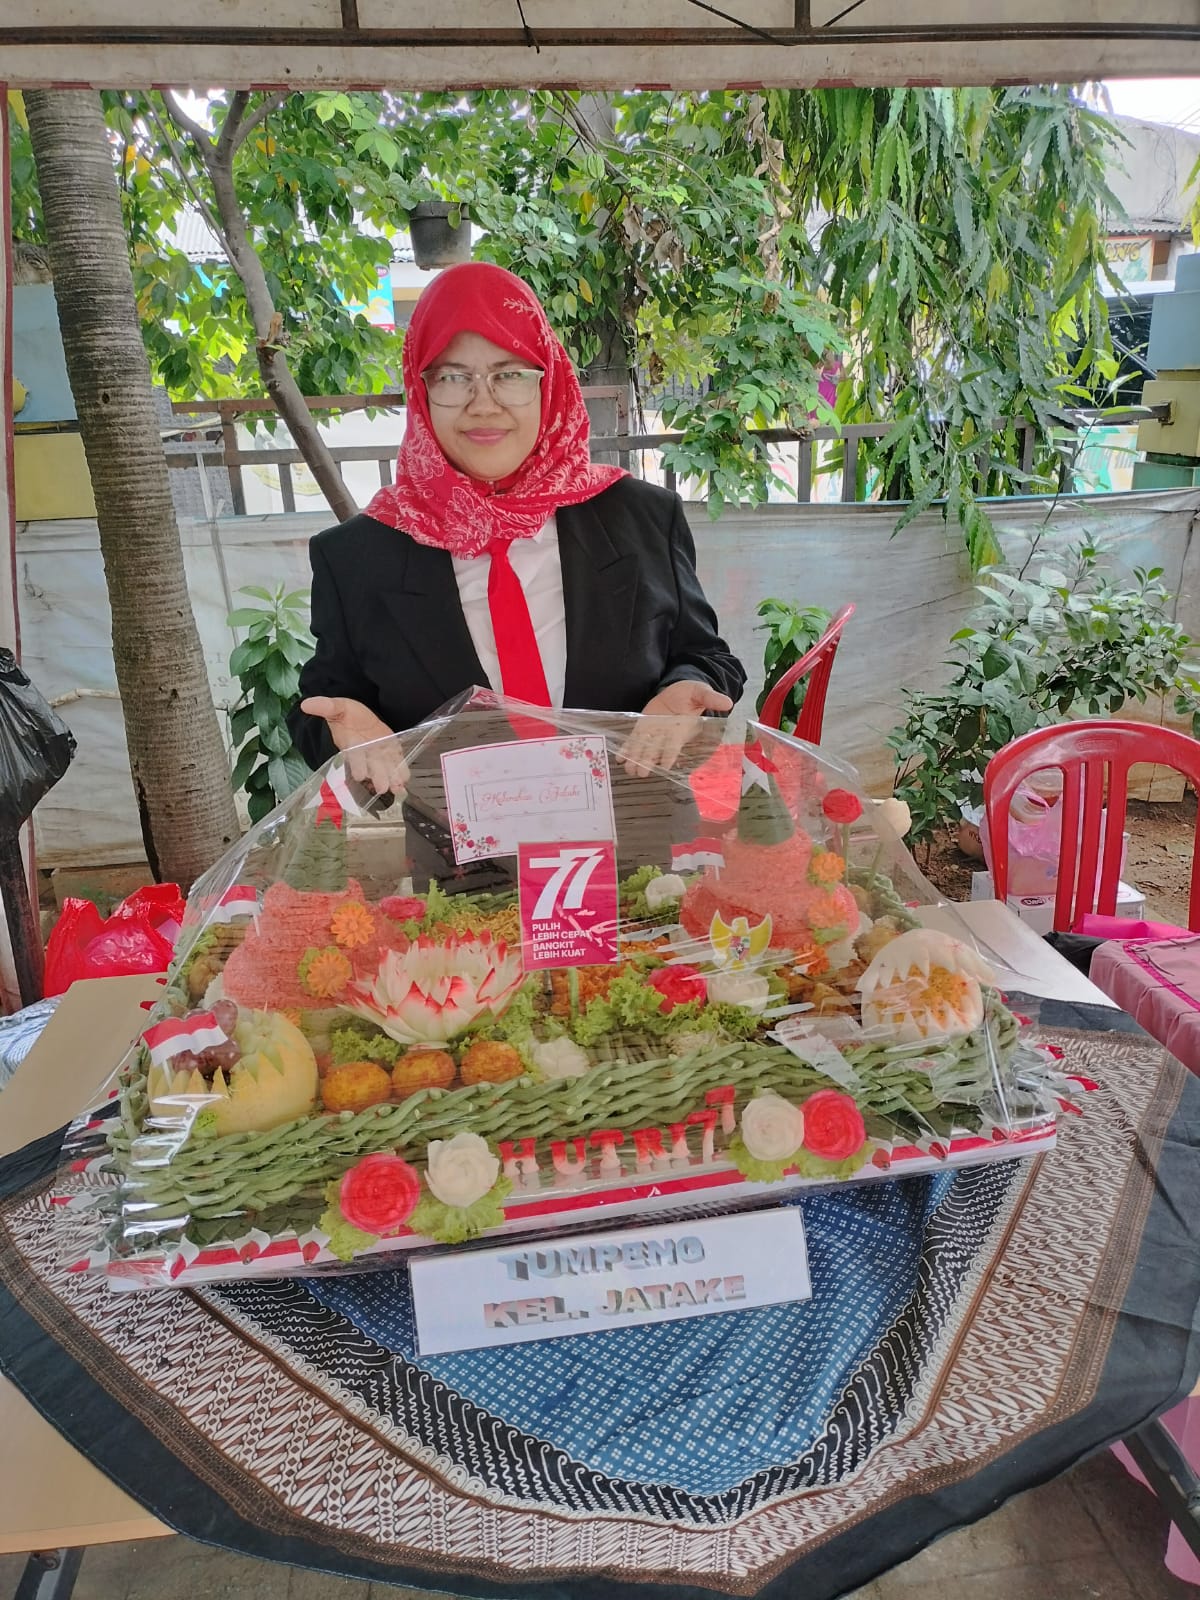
621 680 733 777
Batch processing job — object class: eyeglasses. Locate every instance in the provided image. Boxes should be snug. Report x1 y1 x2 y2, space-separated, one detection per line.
423 367 544 410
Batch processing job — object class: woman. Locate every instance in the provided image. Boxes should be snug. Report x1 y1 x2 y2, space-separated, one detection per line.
290 262 745 796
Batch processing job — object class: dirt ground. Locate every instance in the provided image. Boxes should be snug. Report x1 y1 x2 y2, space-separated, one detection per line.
919 795 1198 925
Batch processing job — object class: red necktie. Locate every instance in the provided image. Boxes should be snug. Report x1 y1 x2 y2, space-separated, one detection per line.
486 539 552 707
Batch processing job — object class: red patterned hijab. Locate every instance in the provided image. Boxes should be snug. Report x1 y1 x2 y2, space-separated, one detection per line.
365 262 625 558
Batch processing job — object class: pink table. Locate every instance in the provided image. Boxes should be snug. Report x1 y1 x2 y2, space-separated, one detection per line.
1091 937 1200 1074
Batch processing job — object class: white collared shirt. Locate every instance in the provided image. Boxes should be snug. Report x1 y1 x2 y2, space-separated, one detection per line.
450 515 567 706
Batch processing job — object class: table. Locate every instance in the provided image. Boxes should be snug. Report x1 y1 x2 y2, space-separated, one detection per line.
1092 936 1200 1074
0 906 1197 1600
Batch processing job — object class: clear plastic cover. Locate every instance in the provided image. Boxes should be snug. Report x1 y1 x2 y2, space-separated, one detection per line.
56 691 1066 1288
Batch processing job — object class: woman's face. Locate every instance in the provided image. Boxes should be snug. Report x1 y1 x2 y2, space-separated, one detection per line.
424 330 543 483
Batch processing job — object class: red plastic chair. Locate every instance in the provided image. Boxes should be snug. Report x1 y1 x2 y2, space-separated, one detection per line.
983 720 1200 933
758 603 856 740
689 604 855 827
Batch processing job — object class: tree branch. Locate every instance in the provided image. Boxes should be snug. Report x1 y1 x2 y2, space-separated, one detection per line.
161 89 213 153
224 92 288 158
215 90 251 162
144 97 229 254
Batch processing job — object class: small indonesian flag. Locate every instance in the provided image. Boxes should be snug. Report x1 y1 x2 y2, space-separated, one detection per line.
205 886 259 924
741 742 776 795
672 836 725 872
142 1012 229 1067
305 762 363 830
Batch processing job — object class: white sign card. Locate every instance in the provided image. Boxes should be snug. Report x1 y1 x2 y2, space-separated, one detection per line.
440 735 616 865
410 1207 812 1354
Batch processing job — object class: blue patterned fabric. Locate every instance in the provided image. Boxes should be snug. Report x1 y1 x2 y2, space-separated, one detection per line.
302 1174 967 1496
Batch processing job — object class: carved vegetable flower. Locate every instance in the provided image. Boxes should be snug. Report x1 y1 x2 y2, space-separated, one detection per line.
741 1092 806 1163
648 964 707 1012
809 850 846 886
822 789 863 825
339 1152 421 1236
531 1036 591 1080
644 873 687 911
425 1132 501 1209
707 969 771 1013
876 797 912 837
380 895 427 923
343 933 523 1045
300 945 353 999
801 1090 867 1163
330 900 375 949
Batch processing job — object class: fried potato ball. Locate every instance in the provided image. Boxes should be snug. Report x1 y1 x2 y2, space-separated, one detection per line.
321 1061 393 1114
391 1048 457 1098
459 1039 526 1086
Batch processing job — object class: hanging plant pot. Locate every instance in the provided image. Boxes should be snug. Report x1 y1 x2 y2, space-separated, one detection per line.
408 202 471 270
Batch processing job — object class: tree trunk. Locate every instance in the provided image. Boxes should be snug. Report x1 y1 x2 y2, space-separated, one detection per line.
25 90 240 888
206 154 358 524
582 313 634 469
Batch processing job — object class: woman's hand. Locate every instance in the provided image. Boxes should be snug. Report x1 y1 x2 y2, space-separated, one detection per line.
299 696 409 795
620 680 733 778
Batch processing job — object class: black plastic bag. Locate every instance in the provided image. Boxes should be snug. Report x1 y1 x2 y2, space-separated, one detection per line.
1044 929 1106 979
0 649 76 833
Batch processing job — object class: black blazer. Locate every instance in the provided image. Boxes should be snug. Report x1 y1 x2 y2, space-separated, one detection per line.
289 477 746 768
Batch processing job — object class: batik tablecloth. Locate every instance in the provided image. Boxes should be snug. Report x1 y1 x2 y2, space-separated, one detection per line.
1 996 1198 1600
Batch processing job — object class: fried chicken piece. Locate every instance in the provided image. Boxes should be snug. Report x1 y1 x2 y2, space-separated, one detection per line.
808 982 855 1016
856 919 903 965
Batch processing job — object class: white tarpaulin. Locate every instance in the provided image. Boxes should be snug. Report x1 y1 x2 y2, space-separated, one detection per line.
17 486 1200 867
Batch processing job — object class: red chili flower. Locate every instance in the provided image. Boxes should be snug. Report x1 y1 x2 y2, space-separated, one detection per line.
821 789 863 825
801 1090 867 1163
380 895 427 923
339 1153 421 1236
648 964 708 1013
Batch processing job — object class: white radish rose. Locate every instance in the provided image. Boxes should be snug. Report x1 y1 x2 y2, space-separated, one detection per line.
876 797 912 837
707 969 771 1013
644 873 686 911
532 1036 591 1081
425 1132 500 1209
741 1093 805 1163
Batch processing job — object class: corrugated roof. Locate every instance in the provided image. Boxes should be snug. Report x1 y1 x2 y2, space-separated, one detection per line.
168 208 415 264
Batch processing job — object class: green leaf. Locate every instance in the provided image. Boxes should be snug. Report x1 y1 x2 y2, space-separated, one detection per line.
265 653 300 699
231 741 262 790
230 639 271 677
227 607 268 627
229 702 257 744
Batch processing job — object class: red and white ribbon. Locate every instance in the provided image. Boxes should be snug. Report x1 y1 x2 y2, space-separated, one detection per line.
305 762 362 829
204 885 260 924
741 744 775 794
671 836 726 872
142 1012 229 1067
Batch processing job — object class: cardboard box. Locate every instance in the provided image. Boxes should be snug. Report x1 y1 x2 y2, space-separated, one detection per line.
970 871 1146 935
0 974 159 1157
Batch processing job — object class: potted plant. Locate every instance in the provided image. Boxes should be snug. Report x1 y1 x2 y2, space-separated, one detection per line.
408 202 471 270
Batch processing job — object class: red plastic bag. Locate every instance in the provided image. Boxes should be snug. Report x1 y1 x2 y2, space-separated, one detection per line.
43 885 184 997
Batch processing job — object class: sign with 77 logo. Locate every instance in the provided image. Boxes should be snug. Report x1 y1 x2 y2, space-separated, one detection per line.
518 840 620 969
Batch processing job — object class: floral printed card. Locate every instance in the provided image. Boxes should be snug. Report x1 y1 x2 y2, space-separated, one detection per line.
440 736 616 865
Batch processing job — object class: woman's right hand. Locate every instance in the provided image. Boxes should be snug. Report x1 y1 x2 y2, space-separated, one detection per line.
299 696 409 796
